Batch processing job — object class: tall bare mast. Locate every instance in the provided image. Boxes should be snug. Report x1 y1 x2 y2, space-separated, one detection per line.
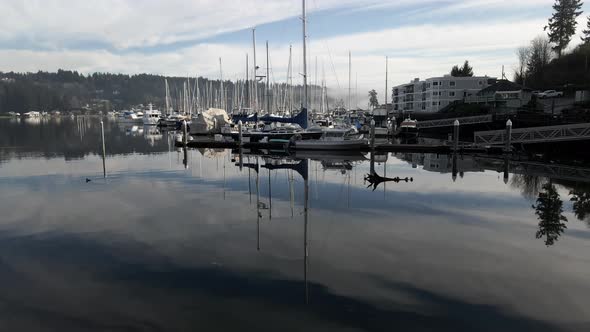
348 51 351 111
385 56 388 112
314 56 318 112
246 53 249 110
302 0 308 110
266 40 270 114
219 57 224 110
252 29 258 112
164 78 170 116
288 45 293 116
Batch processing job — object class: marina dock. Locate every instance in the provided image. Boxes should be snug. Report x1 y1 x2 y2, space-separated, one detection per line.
175 139 501 154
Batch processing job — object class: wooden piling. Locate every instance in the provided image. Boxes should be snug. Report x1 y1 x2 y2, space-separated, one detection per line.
238 120 243 146
370 119 376 150
453 119 460 152
182 120 188 146
505 119 512 153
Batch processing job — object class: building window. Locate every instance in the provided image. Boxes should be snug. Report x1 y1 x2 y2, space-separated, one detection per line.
433 82 438 86
426 83 431 88
432 101 437 106
450 81 456 87
478 81 483 85
449 91 456 97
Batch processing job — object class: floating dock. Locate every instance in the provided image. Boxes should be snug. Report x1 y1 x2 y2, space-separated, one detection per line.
175 139 502 154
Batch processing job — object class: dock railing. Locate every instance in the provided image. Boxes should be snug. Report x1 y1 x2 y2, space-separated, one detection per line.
474 122 590 145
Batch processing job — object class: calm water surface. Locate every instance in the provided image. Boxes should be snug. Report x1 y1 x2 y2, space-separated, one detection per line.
1 117 590 331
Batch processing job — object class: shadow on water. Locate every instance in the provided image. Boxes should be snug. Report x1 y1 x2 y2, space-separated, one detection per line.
0 233 567 332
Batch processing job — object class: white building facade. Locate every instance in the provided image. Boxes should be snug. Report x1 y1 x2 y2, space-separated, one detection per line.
392 75 496 112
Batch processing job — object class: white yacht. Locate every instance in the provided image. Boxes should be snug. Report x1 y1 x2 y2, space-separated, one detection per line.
142 104 162 125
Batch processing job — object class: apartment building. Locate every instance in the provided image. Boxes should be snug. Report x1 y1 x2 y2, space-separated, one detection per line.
392 75 496 112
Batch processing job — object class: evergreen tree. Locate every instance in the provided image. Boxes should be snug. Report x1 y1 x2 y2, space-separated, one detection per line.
571 189 590 224
450 60 474 77
368 89 379 109
533 182 568 246
451 65 462 77
545 0 584 57
582 15 590 43
460 60 474 77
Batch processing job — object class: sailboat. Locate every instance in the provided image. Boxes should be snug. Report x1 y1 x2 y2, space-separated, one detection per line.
158 78 189 128
289 3 367 151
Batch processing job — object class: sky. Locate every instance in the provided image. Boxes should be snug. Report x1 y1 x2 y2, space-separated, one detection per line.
1 0 589 106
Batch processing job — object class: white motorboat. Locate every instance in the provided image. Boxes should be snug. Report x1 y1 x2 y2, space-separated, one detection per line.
23 111 41 117
289 126 367 151
158 113 187 127
397 116 419 139
118 110 142 123
142 103 162 125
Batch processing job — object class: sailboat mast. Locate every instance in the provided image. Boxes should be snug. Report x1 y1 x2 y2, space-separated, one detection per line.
348 51 351 111
385 56 388 112
196 76 200 113
302 0 308 110
252 29 258 112
314 56 317 112
266 40 270 114
165 79 170 116
219 58 223 110
246 53 249 111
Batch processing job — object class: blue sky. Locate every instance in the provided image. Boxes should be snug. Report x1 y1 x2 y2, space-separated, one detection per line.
0 0 588 105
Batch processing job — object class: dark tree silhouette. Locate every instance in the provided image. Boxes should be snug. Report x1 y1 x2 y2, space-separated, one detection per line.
510 174 546 200
526 36 553 88
582 16 590 44
533 183 568 246
570 189 590 225
450 60 474 77
368 89 379 109
545 0 584 57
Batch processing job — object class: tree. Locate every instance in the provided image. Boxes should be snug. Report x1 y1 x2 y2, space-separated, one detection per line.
582 15 590 43
526 36 553 87
570 189 590 225
514 46 531 85
545 0 584 58
533 182 568 246
450 60 473 77
368 89 379 109
451 65 462 77
460 60 474 77
510 174 545 200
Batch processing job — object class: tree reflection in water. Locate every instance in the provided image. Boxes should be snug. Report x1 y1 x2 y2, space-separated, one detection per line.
532 183 568 246
570 189 590 226
510 174 547 200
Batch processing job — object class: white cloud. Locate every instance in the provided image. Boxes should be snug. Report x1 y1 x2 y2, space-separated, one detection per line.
1 0 385 50
1 0 587 106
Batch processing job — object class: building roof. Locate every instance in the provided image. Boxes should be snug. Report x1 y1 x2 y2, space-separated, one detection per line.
477 80 531 95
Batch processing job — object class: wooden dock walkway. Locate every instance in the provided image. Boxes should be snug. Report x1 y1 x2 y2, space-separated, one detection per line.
177 139 498 154
474 122 590 145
